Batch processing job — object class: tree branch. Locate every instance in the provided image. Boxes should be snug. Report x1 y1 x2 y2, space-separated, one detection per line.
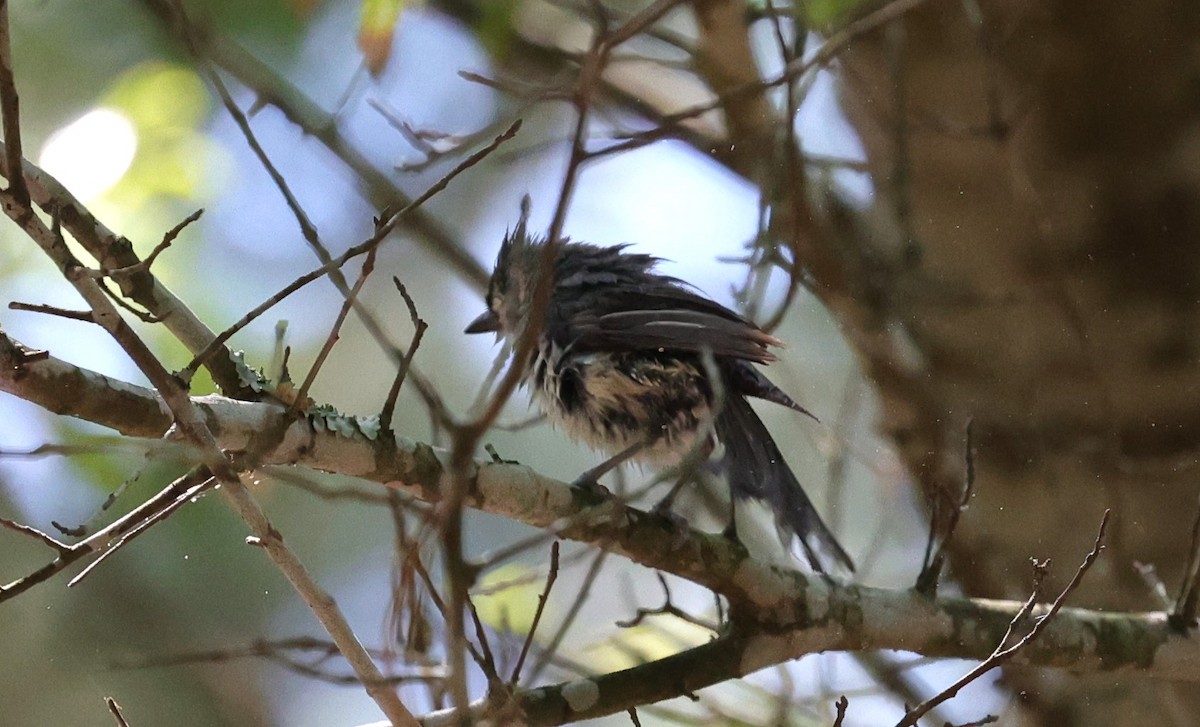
3 332 1196 705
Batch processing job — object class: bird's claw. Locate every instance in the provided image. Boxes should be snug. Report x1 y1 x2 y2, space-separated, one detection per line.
651 500 691 545
570 474 611 499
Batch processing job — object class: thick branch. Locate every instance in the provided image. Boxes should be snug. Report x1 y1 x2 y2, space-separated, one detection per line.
3 333 1197 696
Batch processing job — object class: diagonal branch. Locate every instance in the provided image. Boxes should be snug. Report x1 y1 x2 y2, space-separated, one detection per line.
137 0 489 289
0 140 250 395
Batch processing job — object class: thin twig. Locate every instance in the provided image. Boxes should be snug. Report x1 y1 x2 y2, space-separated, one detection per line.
0 467 213 602
180 119 521 383
120 636 447 686
465 596 503 688
1170 494 1200 631
379 277 428 432
526 547 608 684
0 0 28 206
615 572 720 632
67 474 213 587
99 209 204 277
138 0 489 287
832 695 849 727
405 547 491 673
510 541 561 685
917 419 976 594
7 302 95 322
895 510 1111 727
105 697 131 727
187 26 328 268
295 248 379 406
0 516 71 552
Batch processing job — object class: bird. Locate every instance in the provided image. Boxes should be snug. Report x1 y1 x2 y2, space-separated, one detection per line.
464 221 854 573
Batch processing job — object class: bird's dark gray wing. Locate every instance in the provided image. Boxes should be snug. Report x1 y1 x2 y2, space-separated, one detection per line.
725 360 818 420
568 286 782 364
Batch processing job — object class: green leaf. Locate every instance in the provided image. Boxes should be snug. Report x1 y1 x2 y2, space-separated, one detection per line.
474 0 521 59
801 0 872 27
359 0 414 75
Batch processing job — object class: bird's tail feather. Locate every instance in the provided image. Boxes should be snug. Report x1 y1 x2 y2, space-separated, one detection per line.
716 394 855 573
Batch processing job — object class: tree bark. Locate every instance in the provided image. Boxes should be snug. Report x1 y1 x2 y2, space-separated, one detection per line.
837 1 1200 723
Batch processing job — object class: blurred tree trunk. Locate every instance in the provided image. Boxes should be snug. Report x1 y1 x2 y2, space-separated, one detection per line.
837 1 1200 724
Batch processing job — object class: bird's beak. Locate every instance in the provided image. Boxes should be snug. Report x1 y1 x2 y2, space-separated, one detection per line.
464 309 500 334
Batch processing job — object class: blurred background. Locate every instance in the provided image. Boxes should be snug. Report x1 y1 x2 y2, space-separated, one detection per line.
0 2 927 724
2 0 1197 726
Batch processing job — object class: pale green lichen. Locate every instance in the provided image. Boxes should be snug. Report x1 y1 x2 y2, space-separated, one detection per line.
561 679 600 712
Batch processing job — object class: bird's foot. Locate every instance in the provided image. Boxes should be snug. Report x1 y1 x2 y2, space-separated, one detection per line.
651 500 692 547
569 473 611 500
484 443 519 465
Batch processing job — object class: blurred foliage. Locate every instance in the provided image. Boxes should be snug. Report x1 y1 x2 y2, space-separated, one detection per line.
1 3 324 724
358 0 413 75
0 1 883 725
754 0 872 28
181 0 308 44
102 61 221 207
586 614 711 671
473 0 521 59
473 562 552 636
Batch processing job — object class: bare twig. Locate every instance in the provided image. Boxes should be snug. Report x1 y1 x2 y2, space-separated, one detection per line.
7 301 95 322
120 636 447 686
917 419 976 594
295 248 379 407
403 545 491 673
181 14 329 267
100 208 203 277
0 0 28 207
0 467 213 602
526 547 608 685
138 0 489 288
379 277 429 432
180 119 521 383
271 466 395 504
832 695 849 727
510 541 561 685
615 572 720 632
105 697 131 727
465 595 503 688
368 97 502 173
895 510 1111 727
0 516 71 552
1170 494 1200 631
67 473 213 587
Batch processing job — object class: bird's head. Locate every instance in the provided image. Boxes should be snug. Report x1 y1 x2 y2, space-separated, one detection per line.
464 224 544 341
